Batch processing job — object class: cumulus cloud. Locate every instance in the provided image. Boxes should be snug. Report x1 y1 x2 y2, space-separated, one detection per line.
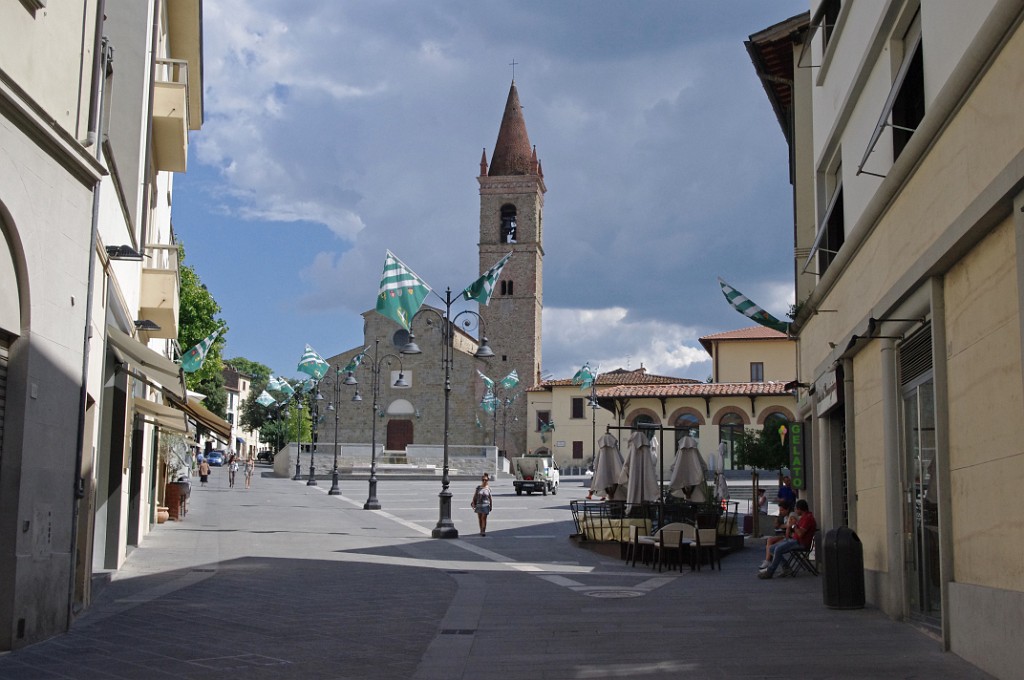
542 307 711 381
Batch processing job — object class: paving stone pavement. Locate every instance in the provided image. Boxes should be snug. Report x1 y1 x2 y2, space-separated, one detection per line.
0 469 995 679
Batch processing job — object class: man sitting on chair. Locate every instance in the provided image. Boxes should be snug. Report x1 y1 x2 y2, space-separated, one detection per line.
758 499 816 579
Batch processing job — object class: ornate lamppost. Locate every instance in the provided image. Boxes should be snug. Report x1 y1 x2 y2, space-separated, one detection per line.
344 338 408 510
307 384 322 486
322 366 344 495
401 287 493 538
292 397 304 481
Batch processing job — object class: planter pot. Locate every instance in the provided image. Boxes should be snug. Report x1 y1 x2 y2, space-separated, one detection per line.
156 506 169 524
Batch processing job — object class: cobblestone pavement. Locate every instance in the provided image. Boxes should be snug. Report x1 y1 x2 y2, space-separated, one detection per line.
0 470 995 679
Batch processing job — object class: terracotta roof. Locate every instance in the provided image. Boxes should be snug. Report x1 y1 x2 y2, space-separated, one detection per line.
699 326 790 354
701 326 788 342
528 368 698 392
745 12 810 146
488 81 537 176
597 381 793 399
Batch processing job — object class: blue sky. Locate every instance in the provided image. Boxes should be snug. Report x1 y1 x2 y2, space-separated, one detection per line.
172 1 807 383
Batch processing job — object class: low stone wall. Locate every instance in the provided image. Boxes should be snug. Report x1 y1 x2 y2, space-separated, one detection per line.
272 443 499 478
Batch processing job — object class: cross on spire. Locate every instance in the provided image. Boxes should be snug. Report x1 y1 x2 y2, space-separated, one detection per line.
509 59 518 81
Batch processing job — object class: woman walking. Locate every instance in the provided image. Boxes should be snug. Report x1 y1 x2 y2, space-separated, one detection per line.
244 455 255 489
198 457 211 487
471 474 493 536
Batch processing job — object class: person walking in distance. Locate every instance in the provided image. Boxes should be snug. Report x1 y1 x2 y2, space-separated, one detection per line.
198 457 211 487
228 454 239 489
471 474 493 536
244 454 255 490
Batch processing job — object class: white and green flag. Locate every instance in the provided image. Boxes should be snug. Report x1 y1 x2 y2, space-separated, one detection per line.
477 370 494 390
462 251 512 306
376 250 431 330
180 327 222 373
499 369 519 390
297 344 329 381
481 389 497 413
267 376 283 392
256 390 276 407
718 277 789 334
344 347 370 373
572 363 596 391
276 378 295 397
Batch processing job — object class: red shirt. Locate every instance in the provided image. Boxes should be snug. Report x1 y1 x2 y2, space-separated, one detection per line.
794 512 817 549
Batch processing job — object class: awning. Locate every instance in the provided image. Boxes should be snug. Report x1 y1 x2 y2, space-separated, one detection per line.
168 394 232 443
107 324 186 398
132 397 189 434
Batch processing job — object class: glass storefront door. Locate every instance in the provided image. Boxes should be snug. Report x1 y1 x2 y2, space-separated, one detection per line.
902 376 941 623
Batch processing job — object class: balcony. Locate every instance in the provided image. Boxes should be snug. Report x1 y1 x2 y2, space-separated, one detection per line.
152 59 190 172
139 244 180 339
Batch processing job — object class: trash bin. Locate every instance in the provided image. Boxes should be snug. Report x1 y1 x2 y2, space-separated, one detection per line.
822 526 865 609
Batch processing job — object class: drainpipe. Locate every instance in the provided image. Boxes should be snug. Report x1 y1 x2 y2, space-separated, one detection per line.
841 357 856 529
70 0 107 620
139 0 161 250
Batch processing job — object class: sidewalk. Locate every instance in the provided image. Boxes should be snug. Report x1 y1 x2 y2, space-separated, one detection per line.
0 469 994 680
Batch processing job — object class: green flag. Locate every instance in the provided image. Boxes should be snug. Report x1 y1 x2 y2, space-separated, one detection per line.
499 369 519 390
477 370 494 390
297 344 329 380
376 250 431 330
276 378 295 397
180 327 222 373
572 363 596 391
462 251 512 305
344 347 370 373
256 390 276 407
718 277 789 334
480 389 497 413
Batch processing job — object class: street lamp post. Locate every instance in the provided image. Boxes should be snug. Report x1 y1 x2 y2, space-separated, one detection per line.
292 399 304 480
344 338 408 510
307 386 321 486
322 367 344 496
402 287 493 539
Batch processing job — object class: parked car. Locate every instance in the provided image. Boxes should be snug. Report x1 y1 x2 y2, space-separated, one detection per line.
256 450 275 465
205 450 225 466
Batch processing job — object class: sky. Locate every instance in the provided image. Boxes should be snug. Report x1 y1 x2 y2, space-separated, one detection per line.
172 1 808 384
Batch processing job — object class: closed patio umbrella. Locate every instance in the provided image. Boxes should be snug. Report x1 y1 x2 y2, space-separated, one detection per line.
618 430 658 511
590 433 626 500
668 436 710 502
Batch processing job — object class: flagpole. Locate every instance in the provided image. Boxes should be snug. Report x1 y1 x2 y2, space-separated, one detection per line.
401 287 494 539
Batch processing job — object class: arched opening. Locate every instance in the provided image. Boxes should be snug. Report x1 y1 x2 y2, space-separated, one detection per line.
718 412 745 470
673 412 701 449
500 204 517 244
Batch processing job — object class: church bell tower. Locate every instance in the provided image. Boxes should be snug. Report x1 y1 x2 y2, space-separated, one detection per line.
477 81 545 457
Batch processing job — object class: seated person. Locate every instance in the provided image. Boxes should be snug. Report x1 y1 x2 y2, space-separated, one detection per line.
758 499 816 579
759 500 793 569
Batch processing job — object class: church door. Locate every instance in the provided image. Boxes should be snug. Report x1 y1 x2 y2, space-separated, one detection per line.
387 419 413 451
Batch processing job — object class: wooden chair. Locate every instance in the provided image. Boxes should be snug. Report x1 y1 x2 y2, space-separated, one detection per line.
694 513 721 571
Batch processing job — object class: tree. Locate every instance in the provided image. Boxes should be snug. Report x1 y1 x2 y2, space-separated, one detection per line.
733 422 790 538
231 357 273 435
178 243 229 418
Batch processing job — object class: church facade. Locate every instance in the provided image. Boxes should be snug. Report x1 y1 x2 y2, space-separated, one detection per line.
322 81 544 460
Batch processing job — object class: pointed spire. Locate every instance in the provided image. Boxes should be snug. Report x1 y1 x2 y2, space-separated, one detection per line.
480 148 489 176
488 81 535 176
